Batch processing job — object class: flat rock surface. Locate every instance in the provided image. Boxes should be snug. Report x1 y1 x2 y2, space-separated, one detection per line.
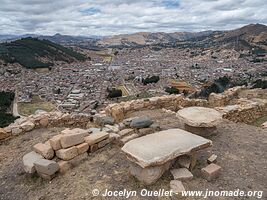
177 106 222 127
122 129 212 168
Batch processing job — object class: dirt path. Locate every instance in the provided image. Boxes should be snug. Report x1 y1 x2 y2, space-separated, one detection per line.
0 110 267 200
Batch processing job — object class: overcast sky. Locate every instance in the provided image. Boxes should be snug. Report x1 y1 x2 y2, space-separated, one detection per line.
0 0 266 36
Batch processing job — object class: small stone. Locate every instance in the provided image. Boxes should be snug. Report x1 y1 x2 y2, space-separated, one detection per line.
39 117 49 127
56 146 78 161
22 151 43 173
201 163 221 181
34 159 59 175
171 168 193 181
118 129 134 137
33 143 54 160
207 154 217 164
76 143 89 154
170 180 185 196
58 160 71 174
84 131 109 145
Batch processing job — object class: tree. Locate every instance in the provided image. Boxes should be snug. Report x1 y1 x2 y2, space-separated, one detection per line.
165 87 180 94
142 75 160 85
107 88 122 98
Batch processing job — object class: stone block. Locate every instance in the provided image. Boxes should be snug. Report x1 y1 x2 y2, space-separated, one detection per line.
58 160 71 174
201 163 221 181
138 128 154 136
0 128 11 140
118 129 134 137
177 155 191 169
89 144 98 153
39 173 56 180
20 121 35 132
171 168 193 181
49 135 62 150
33 143 54 160
84 131 109 145
56 146 78 161
76 143 89 154
60 131 87 149
98 138 110 148
34 159 59 175
130 117 153 129
22 151 43 173
170 180 185 196
120 134 139 145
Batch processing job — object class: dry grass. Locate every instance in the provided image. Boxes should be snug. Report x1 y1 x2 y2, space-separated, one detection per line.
18 95 56 116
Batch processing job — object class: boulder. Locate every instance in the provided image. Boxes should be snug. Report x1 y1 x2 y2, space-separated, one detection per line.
129 117 153 129
33 143 54 159
22 151 43 173
129 161 172 185
34 159 59 176
0 128 10 140
177 107 222 127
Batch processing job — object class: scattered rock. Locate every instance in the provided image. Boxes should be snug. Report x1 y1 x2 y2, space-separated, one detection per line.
261 121 267 129
207 154 218 164
22 151 43 173
129 117 153 129
34 159 59 176
33 143 54 160
171 168 193 181
201 163 222 181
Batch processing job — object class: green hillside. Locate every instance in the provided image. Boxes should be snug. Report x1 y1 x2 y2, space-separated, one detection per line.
0 37 86 69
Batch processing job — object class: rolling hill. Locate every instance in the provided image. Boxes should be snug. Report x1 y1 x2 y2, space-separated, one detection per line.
0 37 87 69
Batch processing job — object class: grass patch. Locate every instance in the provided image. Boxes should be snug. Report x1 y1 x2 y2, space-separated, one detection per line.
18 95 56 116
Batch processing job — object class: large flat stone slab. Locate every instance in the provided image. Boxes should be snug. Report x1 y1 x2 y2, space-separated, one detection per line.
177 107 222 127
122 129 212 168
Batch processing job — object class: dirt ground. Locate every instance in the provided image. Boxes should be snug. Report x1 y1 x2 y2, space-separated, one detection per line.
0 109 267 200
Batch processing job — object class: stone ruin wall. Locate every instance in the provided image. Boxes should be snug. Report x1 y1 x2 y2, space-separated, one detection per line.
1 86 266 141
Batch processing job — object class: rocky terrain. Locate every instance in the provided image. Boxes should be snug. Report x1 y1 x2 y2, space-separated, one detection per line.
0 86 266 200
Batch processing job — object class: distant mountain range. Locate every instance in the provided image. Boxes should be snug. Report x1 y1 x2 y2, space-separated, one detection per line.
0 23 266 53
